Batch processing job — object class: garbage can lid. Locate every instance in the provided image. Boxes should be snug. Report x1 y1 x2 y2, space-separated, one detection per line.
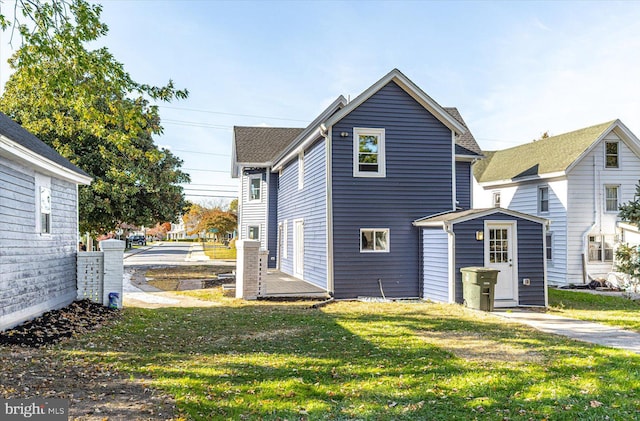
460 266 500 273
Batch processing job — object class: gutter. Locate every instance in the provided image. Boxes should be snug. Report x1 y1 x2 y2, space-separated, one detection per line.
444 221 457 303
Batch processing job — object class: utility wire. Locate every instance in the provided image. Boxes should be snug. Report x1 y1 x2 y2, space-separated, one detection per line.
159 105 309 123
182 168 230 173
172 148 231 157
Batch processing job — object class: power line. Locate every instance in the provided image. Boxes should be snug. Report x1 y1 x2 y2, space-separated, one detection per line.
172 148 231 157
163 119 233 130
179 183 238 187
183 188 238 193
185 193 237 198
159 105 309 123
182 168 231 173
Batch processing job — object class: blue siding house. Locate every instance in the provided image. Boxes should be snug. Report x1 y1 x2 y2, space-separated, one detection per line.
231 69 548 306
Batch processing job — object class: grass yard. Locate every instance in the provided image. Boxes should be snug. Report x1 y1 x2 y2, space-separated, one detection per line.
548 288 640 332
63 294 640 420
202 243 236 260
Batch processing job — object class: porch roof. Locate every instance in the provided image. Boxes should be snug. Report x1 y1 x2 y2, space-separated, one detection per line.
414 207 549 227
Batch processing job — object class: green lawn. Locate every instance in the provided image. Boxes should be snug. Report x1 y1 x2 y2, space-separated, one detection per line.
202 243 236 260
548 288 640 332
64 296 640 420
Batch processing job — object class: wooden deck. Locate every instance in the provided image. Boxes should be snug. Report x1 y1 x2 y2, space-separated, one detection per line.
262 270 329 298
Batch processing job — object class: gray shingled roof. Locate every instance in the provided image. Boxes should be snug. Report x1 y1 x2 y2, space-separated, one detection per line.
234 126 304 163
0 111 90 177
444 107 482 156
233 108 480 165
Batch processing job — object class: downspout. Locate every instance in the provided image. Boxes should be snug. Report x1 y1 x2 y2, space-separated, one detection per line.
581 155 598 283
321 124 334 296
444 221 456 303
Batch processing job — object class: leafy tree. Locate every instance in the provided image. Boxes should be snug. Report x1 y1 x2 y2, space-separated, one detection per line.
228 198 238 213
183 204 237 240
619 182 640 226
0 0 190 234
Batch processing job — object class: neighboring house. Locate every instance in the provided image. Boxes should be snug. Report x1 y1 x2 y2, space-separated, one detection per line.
473 120 640 286
231 69 548 306
0 111 92 331
167 216 198 240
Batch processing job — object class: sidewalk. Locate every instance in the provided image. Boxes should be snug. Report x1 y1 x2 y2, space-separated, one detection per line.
185 243 210 262
494 309 640 354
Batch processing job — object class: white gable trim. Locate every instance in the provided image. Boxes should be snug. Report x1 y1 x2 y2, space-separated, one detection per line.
323 69 467 135
567 120 640 175
0 135 92 185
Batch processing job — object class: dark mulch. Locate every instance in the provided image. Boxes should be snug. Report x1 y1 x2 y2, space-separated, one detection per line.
0 299 120 347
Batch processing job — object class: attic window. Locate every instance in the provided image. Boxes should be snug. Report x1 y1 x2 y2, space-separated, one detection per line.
354 128 385 177
605 141 619 168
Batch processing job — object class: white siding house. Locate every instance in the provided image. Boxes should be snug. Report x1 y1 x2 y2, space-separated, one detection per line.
474 120 640 286
0 112 92 331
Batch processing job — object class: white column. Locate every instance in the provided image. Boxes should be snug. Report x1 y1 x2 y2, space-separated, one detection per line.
99 239 125 308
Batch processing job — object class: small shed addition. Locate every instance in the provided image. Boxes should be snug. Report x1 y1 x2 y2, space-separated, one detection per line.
415 208 549 308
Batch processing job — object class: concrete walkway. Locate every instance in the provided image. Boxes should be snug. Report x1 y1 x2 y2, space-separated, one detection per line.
494 309 640 354
185 243 210 262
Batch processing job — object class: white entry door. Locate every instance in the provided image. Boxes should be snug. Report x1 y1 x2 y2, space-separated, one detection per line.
485 223 518 306
293 219 304 279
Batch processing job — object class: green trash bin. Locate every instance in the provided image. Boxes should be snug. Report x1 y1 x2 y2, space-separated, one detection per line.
460 267 499 311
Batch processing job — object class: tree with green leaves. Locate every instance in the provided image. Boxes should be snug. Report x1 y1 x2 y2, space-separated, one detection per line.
0 0 190 234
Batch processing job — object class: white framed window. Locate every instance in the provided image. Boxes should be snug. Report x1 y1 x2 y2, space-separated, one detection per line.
546 232 553 261
492 192 501 208
605 141 619 168
35 173 51 234
353 127 385 177
588 234 614 262
298 152 304 190
40 186 51 234
360 228 389 252
538 186 549 213
605 185 619 213
248 175 261 201
248 225 260 240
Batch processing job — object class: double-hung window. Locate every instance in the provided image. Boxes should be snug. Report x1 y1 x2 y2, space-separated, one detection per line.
249 175 261 201
360 228 389 252
588 235 614 262
605 141 619 168
248 226 260 240
605 185 619 213
353 127 385 177
538 186 549 213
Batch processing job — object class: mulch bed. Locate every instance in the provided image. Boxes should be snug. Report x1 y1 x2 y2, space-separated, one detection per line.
0 299 120 347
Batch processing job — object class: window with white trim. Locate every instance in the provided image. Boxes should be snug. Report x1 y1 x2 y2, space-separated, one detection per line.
546 232 553 261
298 152 304 190
360 228 389 252
588 235 614 262
40 186 51 234
605 185 619 212
492 192 501 208
248 226 260 240
538 186 549 213
354 127 385 177
605 141 619 168
248 175 261 201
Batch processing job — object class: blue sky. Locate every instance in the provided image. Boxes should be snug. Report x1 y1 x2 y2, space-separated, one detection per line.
3 0 640 204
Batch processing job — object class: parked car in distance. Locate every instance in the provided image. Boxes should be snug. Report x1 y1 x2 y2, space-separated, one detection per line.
128 235 146 246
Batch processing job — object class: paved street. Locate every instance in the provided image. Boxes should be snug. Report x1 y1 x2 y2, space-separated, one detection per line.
124 241 234 267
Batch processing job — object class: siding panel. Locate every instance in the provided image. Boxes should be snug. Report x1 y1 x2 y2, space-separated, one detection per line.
452 213 546 306
332 81 455 299
277 138 328 289
0 158 79 330
456 161 472 209
422 229 450 302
